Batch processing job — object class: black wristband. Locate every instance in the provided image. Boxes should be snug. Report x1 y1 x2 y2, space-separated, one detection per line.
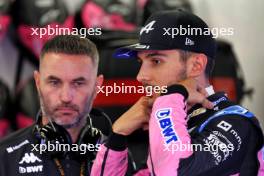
105 132 127 151
161 84 189 101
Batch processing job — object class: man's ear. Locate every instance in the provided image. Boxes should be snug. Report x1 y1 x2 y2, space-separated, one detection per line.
95 74 104 95
186 54 207 78
33 70 40 91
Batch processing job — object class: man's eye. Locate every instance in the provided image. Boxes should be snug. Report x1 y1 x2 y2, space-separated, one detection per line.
74 82 85 87
49 80 59 86
152 59 161 64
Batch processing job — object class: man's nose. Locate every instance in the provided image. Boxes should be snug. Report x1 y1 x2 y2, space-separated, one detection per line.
136 65 151 83
60 85 73 103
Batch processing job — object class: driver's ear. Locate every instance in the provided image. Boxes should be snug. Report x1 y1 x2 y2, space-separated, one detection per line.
186 54 207 78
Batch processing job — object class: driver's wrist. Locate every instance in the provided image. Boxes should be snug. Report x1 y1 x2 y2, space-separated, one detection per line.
161 84 189 101
105 132 127 151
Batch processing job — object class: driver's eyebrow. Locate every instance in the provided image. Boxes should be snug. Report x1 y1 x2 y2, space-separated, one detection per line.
145 52 167 58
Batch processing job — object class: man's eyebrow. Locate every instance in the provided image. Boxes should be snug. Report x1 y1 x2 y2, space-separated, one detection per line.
72 77 87 82
145 52 167 58
46 75 60 80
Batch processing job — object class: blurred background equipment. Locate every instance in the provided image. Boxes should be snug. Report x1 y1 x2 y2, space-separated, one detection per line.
0 0 11 40
211 40 254 104
11 0 74 58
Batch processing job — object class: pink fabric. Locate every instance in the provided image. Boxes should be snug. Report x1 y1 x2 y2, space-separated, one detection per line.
17 16 74 58
147 94 192 176
258 146 264 176
81 1 135 31
91 145 128 176
134 168 150 176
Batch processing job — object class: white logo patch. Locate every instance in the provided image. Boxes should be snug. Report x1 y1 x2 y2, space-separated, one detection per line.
185 37 194 46
6 140 29 153
140 21 156 35
19 165 43 174
217 121 232 132
19 153 42 164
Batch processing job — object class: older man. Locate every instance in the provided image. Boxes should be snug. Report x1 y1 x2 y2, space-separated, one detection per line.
0 35 105 176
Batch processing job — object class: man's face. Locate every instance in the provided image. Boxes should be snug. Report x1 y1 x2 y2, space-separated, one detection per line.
34 53 102 128
137 50 188 88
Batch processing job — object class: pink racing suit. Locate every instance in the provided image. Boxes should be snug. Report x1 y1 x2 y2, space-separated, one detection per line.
91 85 264 176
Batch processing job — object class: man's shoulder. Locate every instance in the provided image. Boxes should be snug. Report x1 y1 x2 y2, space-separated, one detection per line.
203 103 263 140
195 100 262 135
0 125 35 153
217 103 261 128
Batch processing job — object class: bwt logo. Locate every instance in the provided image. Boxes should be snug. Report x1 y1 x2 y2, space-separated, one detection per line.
19 165 43 174
156 108 179 144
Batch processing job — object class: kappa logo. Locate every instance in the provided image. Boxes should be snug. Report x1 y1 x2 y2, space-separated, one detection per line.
19 153 42 164
217 121 232 132
185 37 194 46
140 21 156 35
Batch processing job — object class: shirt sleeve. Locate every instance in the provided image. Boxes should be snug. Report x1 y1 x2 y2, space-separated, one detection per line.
147 85 192 176
91 133 129 176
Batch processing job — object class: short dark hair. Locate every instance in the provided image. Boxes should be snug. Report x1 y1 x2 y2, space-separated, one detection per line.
40 35 99 67
178 50 215 78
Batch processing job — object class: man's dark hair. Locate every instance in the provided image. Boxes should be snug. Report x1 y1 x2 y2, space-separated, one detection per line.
40 35 99 67
179 50 215 78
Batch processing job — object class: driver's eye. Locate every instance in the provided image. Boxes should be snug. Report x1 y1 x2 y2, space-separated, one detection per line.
152 59 161 64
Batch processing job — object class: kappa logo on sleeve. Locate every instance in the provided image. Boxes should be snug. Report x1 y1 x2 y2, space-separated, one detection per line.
156 108 179 144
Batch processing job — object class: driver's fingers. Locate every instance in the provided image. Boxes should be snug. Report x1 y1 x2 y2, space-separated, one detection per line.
197 85 208 97
147 93 159 108
201 98 214 109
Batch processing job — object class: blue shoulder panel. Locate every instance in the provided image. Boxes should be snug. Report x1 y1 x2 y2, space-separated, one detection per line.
198 105 254 133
